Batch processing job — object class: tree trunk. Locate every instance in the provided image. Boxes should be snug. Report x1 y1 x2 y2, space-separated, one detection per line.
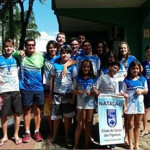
18 0 34 50
19 27 26 50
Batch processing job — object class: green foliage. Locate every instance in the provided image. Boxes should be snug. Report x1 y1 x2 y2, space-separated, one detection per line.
0 1 41 49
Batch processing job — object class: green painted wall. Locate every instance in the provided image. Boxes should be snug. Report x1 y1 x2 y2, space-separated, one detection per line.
53 0 150 61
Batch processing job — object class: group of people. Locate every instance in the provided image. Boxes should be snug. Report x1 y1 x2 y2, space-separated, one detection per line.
0 32 150 150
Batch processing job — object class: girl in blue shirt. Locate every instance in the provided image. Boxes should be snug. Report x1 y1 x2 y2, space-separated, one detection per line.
72 59 97 149
121 61 148 150
118 41 137 74
118 42 137 146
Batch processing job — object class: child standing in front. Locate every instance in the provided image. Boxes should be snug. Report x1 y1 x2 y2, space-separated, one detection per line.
121 61 148 150
72 59 97 149
92 61 121 150
50 45 77 144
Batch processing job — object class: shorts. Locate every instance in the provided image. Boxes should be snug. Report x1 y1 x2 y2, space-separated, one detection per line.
21 90 44 107
0 91 22 117
144 96 150 109
0 94 6 111
44 91 52 116
51 92 75 120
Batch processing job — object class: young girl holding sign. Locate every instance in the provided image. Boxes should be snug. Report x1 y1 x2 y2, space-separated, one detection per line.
71 59 97 149
121 61 148 149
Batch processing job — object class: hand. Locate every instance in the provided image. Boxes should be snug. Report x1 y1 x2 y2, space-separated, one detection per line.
123 93 129 100
124 73 127 77
95 90 100 96
86 91 91 96
77 90 84 96
123 105 127 113
19 50 25 58
136 89 143 95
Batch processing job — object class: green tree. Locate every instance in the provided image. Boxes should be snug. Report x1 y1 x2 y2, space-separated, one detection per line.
0 0 46 50
18 0 46 49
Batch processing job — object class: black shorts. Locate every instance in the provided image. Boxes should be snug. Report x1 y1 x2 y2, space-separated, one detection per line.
0 91 22 117
144 96 150 109
51 92 75 120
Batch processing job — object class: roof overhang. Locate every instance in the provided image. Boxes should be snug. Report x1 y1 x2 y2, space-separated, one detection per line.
53 0 146 9
58 16 112 32
52 0 147 32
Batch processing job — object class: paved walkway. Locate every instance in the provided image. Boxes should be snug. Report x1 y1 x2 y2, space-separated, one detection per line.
0 111 150 149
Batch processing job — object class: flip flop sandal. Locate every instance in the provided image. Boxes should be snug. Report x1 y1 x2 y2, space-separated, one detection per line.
140 131 149 137
15 138 22 145
0 140 8 146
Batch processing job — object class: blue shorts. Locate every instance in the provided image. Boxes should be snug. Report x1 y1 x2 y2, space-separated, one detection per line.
21 90 44 107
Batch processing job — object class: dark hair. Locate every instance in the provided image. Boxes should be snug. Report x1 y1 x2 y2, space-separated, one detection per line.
78 34 86 37
97 40 109 54
78 59 96 78
127 61 142 78
69 37 79 44
118 41 130 62
105 51 118 67
3 39 14 47
109 61 120 69
82 40 91 47
145 45 150 51
25 38 36 46
60 45 72 54
56 32 66 39
46 40 58 55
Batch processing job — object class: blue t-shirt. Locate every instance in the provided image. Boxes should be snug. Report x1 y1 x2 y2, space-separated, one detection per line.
51 59 77 93
101 67 109 75
71 51 82 60
123 76 146 91
43 54 60 88
120 55 137 71
0 55 19 93
122 76 147 114
76 55 100 76
13 51 44 91
73 76 97 109
142 60 150 97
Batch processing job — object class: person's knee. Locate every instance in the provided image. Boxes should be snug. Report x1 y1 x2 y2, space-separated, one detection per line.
128 122 134 129
86 118 93 124
24 107 31 115
34 108 41 116
135 122 141 129
77 122 84 131
1 116 7 122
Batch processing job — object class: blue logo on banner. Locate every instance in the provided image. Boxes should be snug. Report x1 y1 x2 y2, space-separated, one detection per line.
107 109 117 127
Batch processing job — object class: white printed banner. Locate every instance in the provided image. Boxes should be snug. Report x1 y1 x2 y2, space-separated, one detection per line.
98 94 125 145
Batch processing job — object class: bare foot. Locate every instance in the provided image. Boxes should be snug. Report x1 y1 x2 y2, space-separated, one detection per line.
134 144 139 150
129 144 133 150
0 137 8 146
